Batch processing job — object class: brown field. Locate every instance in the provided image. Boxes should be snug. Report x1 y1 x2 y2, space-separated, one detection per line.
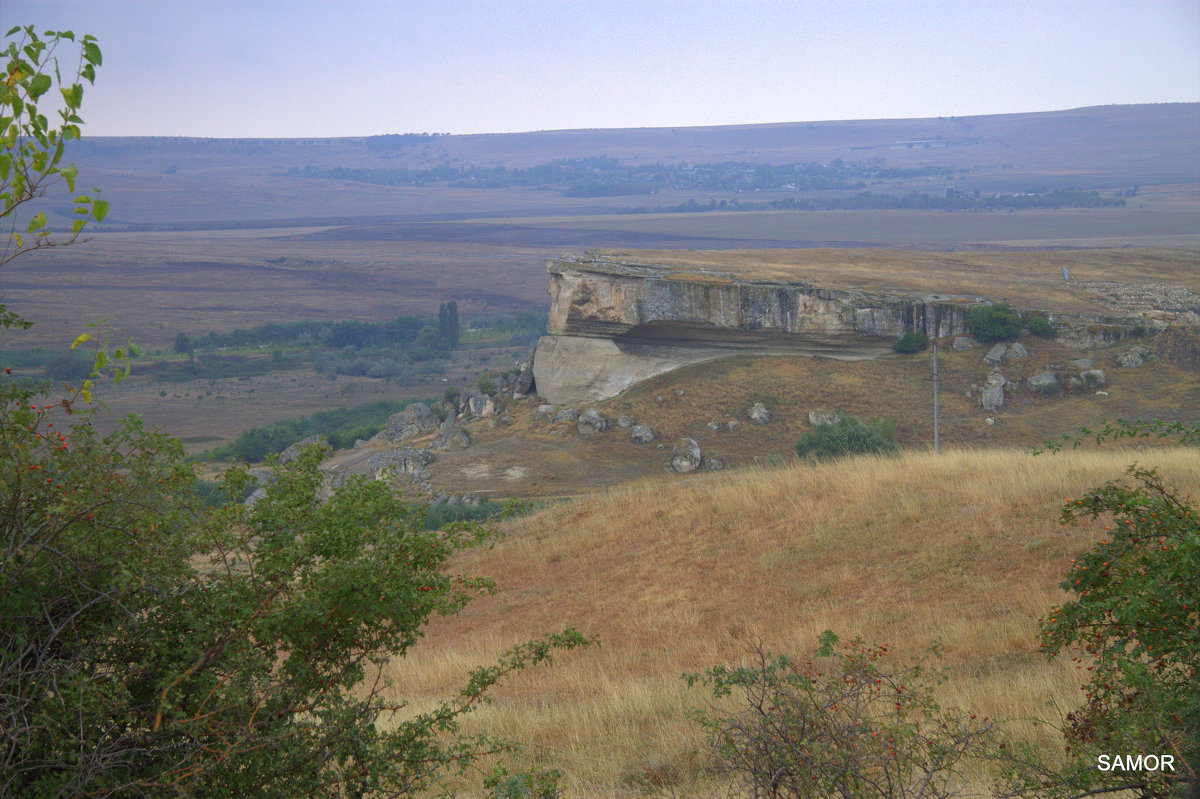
383 447 1200 797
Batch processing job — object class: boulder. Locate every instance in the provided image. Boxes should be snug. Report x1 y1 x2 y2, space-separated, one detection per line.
701 456 724 471
368 447 432 479
535 404 557 420
671 437 702 473
631 424 655 443
1069 358 1094 369
1080 369 1107 387
552 408 579 423
984 343 1007 365
727 420 740 431
466 394 495 419
747 402 771 424
707 420 723 431
808 410 841 426
576 407 609 435
984 416 1000 426
1008 342 1028 358
379 402 437 442
981 384 1004 411
1118 349 1145 368
616 415 634 428
1027 371 1062 396
279 434 329 463
513 368 535 396
952 336 976 352
430 420 470 451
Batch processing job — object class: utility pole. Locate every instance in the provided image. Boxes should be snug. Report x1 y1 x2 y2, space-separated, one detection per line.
932 339 940 453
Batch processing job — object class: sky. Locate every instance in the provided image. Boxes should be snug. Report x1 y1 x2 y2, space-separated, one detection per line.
4 0 1199 138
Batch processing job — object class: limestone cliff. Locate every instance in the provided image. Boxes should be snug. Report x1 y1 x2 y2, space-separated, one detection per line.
531 251 1196 405
534 253 981 404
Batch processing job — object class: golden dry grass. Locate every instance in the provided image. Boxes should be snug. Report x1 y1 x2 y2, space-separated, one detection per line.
382 447 1200 797
601 247 1200 314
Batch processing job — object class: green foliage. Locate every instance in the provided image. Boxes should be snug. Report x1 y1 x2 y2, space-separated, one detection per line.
1026 314 1056 338
476 375 497 395
965 302 1022 343
1039 464 1199 795
0 378 592 796
483 764 564 799
206 399 422 462
443 385 461 405
685 633 1017 798
795 413 900 462
172 331 191 353
892 330 928 354
1 26 106 270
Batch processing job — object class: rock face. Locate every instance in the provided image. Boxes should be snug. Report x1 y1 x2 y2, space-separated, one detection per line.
533 254 979 404
379 403 437 442
747 402 771 424
279 435 329 462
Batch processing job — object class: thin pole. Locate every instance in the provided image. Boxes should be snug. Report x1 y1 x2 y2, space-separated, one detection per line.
932 339 940 453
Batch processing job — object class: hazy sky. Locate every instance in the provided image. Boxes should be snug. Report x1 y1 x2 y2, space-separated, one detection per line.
4 0 1199 137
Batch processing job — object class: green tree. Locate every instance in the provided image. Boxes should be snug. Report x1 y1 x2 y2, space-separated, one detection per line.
447 300 460 348
173 331 191 353
0 384 590 795
1030 420 1199 797
892 330 928 354
795 413 900 462
965 302 1022 343
1 26 107 276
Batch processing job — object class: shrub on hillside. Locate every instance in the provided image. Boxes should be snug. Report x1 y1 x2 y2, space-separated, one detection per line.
966 302 1022 342
892 330 928 353
686 632 1019 799
794 413 900 461
1026 314 1056 337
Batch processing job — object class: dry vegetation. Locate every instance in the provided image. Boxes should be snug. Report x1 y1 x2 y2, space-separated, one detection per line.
385 447 1200 797
606 247 1200 314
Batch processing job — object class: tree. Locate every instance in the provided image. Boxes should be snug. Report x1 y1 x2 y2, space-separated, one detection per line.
0 387 591 795
965 303 1022 343
173 331 191 354
0 23 591 796
892 330 928 354
1032 420 1199 797
1 26 107 276
447 300 460 348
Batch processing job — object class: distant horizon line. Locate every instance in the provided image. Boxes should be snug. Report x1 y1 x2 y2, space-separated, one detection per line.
79 101 1198 143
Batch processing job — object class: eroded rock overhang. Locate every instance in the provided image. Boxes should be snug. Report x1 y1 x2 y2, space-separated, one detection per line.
533 253 981 405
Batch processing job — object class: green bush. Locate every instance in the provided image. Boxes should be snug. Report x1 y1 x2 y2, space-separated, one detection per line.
207 399 425 462
795 413 900 461
965 302 1022 342
892 330 928 353
1026 314 1056 337
476 376 497 395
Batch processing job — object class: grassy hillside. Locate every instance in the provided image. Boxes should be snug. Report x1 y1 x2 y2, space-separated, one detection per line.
384 447 1200 796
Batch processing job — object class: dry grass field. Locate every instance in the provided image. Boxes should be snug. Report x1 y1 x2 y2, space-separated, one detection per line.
382 447 1200 797
610 247 1200 313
